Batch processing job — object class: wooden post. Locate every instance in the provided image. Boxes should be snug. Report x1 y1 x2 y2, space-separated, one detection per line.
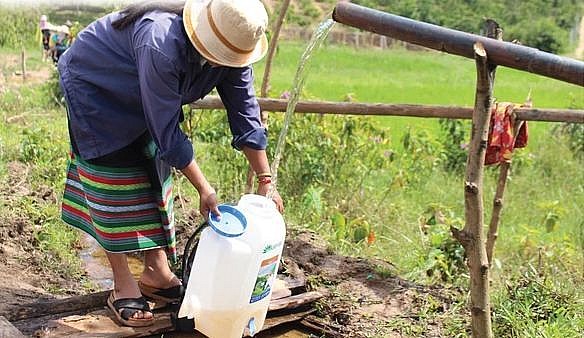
451 41 494 338
260 0 291 102
21 48 26 82
245 0 292 193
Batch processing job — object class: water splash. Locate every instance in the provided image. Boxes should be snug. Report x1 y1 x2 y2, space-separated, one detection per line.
268 19 335 198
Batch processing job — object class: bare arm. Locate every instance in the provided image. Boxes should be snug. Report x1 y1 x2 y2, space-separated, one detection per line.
180 159 220 219
242 146 284 213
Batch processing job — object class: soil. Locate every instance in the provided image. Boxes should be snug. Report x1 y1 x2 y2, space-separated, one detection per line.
0 162 82 318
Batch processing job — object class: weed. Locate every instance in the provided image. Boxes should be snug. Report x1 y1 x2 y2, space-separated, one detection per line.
439 118 468 173
493 266 584 337
416 204 466 284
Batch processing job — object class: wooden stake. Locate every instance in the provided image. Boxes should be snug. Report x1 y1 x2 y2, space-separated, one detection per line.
486 119 524 265
451 41 493 338
21 48 26 82
245 0 292 194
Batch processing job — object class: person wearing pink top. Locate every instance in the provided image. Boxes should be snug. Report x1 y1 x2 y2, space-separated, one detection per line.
39 15 51 61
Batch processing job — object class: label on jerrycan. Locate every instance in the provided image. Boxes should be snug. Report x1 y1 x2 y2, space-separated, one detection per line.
250 254 279 303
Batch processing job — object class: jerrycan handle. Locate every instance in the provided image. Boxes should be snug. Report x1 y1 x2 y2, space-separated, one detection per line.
181 221 206 290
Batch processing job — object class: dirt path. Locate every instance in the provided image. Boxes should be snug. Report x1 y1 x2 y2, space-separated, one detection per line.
0 52 52 92
0 162 83 319
282 231 465 337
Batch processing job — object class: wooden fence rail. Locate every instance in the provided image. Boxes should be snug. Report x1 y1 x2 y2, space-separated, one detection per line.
191 96 584 124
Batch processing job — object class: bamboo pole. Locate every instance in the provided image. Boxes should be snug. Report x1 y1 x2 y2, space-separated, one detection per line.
332 2 584 86
191 96 584 123
451 41 493 338
244 0 292 194
261 0 291 101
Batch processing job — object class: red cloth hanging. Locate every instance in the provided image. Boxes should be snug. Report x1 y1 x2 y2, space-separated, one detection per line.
484 101 528 166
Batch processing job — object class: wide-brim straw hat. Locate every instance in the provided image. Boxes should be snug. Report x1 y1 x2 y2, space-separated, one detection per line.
183 0 269 68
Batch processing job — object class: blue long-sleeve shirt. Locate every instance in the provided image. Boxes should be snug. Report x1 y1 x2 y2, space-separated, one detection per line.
58 10 266 169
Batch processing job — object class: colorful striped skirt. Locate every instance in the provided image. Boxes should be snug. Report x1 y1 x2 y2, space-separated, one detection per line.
61 141 177 262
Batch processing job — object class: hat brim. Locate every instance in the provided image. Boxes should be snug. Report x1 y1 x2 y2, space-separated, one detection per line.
183 0 268 68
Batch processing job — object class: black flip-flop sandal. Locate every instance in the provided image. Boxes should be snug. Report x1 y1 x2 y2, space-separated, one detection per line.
138 280 184 309
107 292 154 327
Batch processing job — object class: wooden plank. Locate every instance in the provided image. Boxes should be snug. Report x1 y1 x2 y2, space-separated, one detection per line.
270 279 292 300
16 288 323 337
262 309 315 332
0 316 25 338
300 315 343 338
268 291 325 312
40 293 322 338
3 291 110 322
41 308 173 338
4 275 306 322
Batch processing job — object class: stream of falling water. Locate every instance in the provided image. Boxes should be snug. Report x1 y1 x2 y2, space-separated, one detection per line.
267 19 335 198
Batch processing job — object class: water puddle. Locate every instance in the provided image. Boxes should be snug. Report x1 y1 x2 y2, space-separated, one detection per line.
268 19 335 198
80 234 143 290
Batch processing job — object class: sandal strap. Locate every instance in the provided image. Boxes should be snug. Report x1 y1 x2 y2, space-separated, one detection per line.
152 285 184 298
112 296 149 310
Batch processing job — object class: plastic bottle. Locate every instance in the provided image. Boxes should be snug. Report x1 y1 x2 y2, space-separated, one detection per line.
178 194 286 337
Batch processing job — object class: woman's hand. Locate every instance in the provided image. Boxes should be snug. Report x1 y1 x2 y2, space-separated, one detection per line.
257 183 284 214
199 185 220 220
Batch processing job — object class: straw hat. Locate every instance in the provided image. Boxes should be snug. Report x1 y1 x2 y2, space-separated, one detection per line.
183 0 269 67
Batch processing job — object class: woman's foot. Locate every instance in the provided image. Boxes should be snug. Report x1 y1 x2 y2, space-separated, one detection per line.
107 291 154 327
139 248 183 307
106 251 154 324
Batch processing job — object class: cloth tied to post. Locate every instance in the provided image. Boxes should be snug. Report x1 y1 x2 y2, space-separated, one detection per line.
484 101 528 165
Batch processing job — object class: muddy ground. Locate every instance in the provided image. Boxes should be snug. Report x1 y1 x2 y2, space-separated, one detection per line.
0 159 466 337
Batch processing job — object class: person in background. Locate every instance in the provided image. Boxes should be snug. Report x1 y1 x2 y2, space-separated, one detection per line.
50 25 71 64
39 15 51 62
58 0 283 327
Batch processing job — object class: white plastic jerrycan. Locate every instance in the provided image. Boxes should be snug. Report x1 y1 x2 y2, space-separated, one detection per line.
178 194 286 338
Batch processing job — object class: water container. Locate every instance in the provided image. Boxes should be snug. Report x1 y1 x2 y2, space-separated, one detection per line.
178 194 286 338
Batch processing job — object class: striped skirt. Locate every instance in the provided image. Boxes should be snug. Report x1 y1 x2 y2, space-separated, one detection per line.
61 148 177 262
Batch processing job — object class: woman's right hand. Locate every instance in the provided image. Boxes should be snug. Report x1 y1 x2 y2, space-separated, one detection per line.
199 186 220 220
179 159 221 220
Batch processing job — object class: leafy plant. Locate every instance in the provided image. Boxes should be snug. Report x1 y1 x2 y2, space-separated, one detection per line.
554 123 584 160
439 118 468 173
417 204 466 283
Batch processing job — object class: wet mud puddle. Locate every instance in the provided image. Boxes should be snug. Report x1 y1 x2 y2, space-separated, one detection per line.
79 234 143 290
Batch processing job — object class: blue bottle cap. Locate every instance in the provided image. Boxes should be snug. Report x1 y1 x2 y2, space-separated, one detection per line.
208 204 247 237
